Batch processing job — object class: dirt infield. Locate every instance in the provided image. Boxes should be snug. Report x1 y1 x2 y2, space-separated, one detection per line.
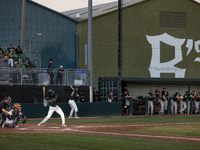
1 122 200 143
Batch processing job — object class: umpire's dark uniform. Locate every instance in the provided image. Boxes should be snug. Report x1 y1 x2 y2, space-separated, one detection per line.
0 100 10 127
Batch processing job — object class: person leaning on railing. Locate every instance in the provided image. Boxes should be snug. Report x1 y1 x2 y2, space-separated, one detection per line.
171 92 181 114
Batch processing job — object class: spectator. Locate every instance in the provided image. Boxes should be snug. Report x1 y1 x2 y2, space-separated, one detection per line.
7 44 15 54
24 57 32 68
162 87 169 112
122 86 129 97
93 87 99 102
195 92 200 114
148 89 155 115
8 54 14 67
179 91 189 114
171 92 180 114
47 59 55 84
79 91 86 102
4 50 10 64
0 45 3 54
107 91 113 103
56 65 65 85
0 50 4 59
15 45 23 54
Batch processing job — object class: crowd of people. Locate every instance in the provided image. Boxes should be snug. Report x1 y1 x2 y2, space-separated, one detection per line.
0 44 34 68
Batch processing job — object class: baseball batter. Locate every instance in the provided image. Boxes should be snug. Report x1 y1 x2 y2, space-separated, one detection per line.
2 103 26 128
0 97 11 127
68 87 79 118
38 89 66 127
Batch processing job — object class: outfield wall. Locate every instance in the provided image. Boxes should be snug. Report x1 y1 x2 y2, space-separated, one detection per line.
19 102 122 118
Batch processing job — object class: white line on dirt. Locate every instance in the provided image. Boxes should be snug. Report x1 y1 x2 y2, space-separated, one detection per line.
68 129 200 141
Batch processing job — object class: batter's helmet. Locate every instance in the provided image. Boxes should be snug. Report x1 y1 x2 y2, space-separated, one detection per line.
74 88 78 91
48 89 55 96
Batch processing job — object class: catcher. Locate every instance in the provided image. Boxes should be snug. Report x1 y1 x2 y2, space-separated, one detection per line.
38 89 66 127
2 103 26 128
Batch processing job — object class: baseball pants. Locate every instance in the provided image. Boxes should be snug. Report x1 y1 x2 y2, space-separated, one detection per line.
180 100 187 113
187 101 191 114
39 105 65 125
164 100 168 111
171 99 177 114
194 100 200 113
68 100 78 117
148 100 153 114
160 100 165 113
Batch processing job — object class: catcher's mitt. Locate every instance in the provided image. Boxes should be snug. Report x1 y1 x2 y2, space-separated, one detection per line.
43 99 48 107
22 117 26 124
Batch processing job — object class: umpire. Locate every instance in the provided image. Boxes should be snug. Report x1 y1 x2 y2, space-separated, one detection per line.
0 97 12 127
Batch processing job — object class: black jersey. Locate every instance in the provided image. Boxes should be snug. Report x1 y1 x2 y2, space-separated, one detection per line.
148 92 154 101
70 91 79 101
196 94 200 102
46 94 58 107
0 100 8 113
155 90 160 97
183 94 189 101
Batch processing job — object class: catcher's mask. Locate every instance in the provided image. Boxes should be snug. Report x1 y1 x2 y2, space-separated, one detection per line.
4 96 11 105
13 103 21 111
48 89 55 96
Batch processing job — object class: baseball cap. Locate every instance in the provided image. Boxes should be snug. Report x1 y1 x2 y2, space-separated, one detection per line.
163 87 166 89
150 89 153 91
192 90 195 92
60 65 63 68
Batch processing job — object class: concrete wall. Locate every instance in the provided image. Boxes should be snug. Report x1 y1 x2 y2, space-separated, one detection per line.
77 0 200 83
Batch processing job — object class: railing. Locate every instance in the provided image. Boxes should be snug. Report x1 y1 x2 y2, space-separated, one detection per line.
144 97 193 115
0 67 89 86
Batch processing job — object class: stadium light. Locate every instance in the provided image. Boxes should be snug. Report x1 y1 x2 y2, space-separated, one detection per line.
29 33 42 60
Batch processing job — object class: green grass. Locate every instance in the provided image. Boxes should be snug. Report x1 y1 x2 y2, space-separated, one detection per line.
27 115 200 125
131 124 200 137
2 116 200 150
0 133 200 150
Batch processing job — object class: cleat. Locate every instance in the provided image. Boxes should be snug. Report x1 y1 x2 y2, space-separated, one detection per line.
2 123 5 128
179 110 183 114
68 116 73 118
15 125 19 128
75 116 79 118
37 123 42 126
61 124 67 127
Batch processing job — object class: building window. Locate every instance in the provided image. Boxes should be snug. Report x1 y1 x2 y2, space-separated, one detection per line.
160 11 186 29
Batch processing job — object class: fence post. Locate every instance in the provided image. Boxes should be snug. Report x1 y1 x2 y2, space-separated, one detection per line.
145 97 148 116
190 97 193 114
129 97 133 116
168 97 171 115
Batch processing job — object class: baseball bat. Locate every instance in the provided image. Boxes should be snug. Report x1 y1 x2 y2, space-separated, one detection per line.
43 86 45 99
70 85 74 91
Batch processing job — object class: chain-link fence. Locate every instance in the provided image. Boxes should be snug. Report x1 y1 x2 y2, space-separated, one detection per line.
0 67 89 86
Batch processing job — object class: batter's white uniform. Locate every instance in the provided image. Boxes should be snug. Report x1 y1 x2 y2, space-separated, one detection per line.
68 100 78 117
38 105 65 126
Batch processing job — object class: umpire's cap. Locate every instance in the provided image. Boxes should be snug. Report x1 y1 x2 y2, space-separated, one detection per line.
4 96 11 105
